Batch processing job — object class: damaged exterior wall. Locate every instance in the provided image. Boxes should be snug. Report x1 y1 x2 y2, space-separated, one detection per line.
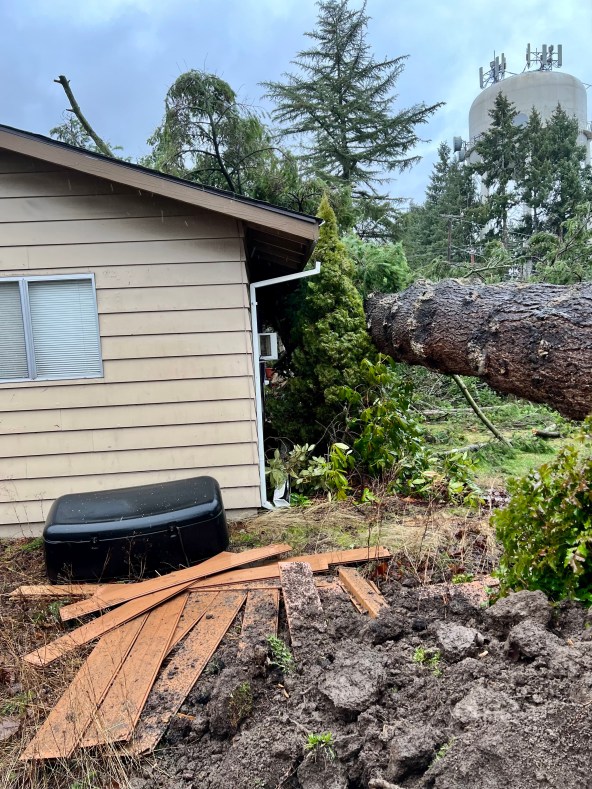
0 149 260 536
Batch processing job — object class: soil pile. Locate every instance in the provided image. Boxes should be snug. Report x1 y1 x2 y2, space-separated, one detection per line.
133 582 592 789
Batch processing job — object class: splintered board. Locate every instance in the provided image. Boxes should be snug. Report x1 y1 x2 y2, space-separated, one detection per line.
23 585 186 667
125 590 246 755
58 544 292 621
10 584 101 599
187 546 392 591
279 562 326 656
21 615 147 760
80 594 187 747
337 567 389 618
238 589 280 655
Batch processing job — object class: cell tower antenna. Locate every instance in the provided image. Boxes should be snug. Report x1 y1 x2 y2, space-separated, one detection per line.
478 51 506 89
525 43 563 71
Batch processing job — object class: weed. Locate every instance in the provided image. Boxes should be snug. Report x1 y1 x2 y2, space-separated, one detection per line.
1 690 33 716
266 635 295 674
228 681 253 729
19 537 43 553
433 738 455 763
304 731 336 761
451 572 474 584
290 493 312 507
412 646 443 677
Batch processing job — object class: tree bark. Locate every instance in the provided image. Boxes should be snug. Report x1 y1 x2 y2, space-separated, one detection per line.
366 279 592 421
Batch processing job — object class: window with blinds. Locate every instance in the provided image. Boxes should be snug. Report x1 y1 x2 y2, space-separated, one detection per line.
0 276 103 382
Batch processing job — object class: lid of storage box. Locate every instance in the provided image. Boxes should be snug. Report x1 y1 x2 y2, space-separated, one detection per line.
47 476 222 526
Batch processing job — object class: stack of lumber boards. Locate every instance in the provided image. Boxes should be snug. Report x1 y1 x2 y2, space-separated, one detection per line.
13 544 390 760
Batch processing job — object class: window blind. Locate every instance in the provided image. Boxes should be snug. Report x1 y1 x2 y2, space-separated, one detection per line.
0 281 29 379
27 279 102 378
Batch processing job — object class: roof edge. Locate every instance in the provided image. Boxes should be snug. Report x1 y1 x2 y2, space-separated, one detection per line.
0 124 320 242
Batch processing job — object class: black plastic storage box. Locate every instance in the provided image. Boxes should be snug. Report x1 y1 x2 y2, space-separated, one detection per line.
43 476 229 582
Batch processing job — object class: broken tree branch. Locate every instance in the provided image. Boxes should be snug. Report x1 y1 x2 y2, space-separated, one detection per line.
54 75 114 157
451 374 511 446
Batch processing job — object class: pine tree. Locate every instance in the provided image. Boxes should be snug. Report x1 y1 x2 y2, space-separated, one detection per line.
267 195 376 444
471 92 523 244
263 0 442 195
516 108 552 234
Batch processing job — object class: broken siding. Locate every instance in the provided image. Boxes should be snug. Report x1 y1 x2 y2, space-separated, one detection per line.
0 151 259 535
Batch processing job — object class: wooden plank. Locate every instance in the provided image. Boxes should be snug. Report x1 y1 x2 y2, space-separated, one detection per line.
337 567 389 619
165 592 220 655
80 594 187 746
20 615 147 760
125 590 246 755
23 586 186 667
9 583 101 599
326 547 391 565
279 562 326 656
58 544 291 622
98 284 248 314
238 589 279 655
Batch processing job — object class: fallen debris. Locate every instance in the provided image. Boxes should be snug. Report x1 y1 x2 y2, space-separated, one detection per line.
17 544 391 760
338 566 389 618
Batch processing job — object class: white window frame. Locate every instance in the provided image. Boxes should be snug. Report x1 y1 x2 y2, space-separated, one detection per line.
0 273 103 384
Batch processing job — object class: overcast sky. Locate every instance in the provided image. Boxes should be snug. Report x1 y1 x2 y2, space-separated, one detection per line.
1 0 590 204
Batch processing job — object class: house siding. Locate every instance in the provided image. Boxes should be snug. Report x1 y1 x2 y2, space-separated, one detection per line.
0 151 260 536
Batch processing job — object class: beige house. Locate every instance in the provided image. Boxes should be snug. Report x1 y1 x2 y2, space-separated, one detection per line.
0 125 319 537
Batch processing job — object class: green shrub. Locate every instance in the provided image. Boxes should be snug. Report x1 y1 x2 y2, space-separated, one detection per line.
493 420 592 601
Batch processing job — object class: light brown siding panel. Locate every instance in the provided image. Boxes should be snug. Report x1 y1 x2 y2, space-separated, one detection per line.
1 465 260 503
0 238 242 270
0 486 260 529
0 399 255 434
0 194 191 223
97 285 248 313
0 421 257 458
0 158 261 522
0 215 236 247
1 355 252 388
0 444 258 481
101 332 251 360
100 309 248 336
0 151 59 173
0 261 245 288
0 170 126 198
0 377 254 412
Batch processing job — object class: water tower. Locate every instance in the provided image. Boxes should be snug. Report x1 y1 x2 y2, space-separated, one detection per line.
465 45 590 162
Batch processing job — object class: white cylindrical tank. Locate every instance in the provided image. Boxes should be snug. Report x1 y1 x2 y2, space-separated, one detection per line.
469 70 590 158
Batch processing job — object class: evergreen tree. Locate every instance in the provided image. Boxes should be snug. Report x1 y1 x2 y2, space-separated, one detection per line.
343 234 410 299
267 195 376 444
471 92 523 244
263 0 442 234
402 142 480 274
516 108 552 234
542 105 590 235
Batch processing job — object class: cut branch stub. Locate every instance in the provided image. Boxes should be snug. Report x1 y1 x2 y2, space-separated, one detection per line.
365 279 592 421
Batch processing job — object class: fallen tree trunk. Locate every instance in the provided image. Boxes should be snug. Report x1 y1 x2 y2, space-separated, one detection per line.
366 279 592 421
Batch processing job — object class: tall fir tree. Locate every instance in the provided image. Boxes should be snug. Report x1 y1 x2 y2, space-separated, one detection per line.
471 92 523 244
263 0 442 236
266 195 376 445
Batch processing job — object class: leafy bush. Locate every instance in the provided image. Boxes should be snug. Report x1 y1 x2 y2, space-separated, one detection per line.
493 420 592 601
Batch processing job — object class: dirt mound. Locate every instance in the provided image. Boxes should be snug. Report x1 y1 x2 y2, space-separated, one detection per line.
132 584 592 788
